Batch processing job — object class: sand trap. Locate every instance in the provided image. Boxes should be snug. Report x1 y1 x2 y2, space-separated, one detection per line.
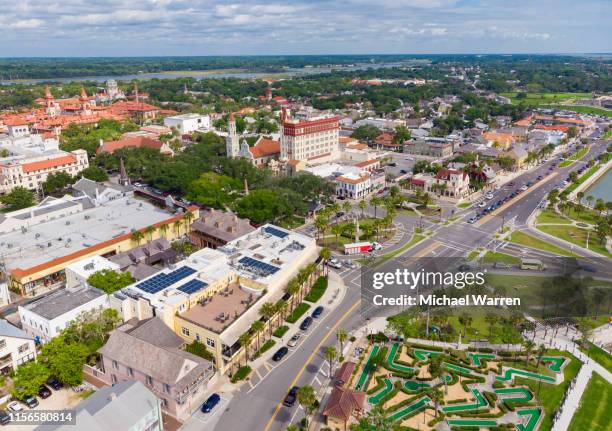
442 382 474 401
401 408 436 430
417 365 431 379
399 345 415 364
384 390 413 409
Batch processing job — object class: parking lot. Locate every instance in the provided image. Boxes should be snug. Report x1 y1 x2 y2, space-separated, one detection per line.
179 395 231 431
384 152 416 178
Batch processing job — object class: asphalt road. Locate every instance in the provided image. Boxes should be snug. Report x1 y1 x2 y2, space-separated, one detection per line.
213 125 609 431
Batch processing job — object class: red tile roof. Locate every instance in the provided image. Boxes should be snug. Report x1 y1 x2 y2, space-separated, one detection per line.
334 361 356 385
97 136 164 154
21 155 77 173
249 138 280 159
322 386 366 422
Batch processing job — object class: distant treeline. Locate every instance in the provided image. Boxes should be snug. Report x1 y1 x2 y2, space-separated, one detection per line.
0 54 610 80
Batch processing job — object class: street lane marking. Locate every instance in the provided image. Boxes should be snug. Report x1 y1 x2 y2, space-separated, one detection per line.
262 299 361 431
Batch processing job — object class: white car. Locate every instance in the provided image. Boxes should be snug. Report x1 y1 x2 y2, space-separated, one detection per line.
372 242 382 251
8 401 23 412
520 185 528 191
485 193 494 200
288 334 301 347
478 201 486 208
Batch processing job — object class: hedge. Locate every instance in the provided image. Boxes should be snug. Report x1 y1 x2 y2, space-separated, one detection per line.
231 366 252 383
304 276 328 302
286 303 311 323
253 339 276 359
273 325 289 338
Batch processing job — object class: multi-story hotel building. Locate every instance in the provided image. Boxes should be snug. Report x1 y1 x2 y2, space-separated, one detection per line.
280 109 340 162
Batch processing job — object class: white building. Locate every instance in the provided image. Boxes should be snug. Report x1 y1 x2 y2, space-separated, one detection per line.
65 256 120 289
163 114 211 134
226 113 240 158
353 117 406 130
280 109 340 162
0 319 36 374
18 286 109 343
335 172 372 199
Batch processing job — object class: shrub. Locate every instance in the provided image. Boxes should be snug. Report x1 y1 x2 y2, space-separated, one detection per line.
304 276 328 302
253 340 276 359
231 366 252 383
286 303 311 323
273 325 289 338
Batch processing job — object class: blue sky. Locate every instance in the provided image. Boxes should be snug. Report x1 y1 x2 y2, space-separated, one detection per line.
1 0 610 56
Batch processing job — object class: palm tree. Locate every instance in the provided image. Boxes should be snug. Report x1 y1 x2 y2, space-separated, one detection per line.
314 214 328 244
158 223 169 238
595 199 606 216
285 279 300 312
275 300 288 322
331 224 343 248
259 302 277 337
130 230 144 245
183 210 195 232
370 196 382 219
144 225 156 242
296 385 317 427
251 320 265 350
324 345 337 378
342 201 351 217
320 248 331 275
173 220 182 237
523 340 535 366
336 329 348 355
586 195 594 208
535 344 546 369
238 333 252 365
358 199 366 218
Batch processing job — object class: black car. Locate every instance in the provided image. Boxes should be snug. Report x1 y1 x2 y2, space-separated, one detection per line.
0 411 9 425
400 169 408 174
22 395 38 409
312 306 324 319
201 393 221 413
300 316 313 331
46 377 63 391
283 386 299 407
272 347 289 362
335 212 345 218
38 385 51 399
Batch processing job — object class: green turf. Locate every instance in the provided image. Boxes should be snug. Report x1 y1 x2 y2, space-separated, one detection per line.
559 146 589 167
447 418 498 427
368 378 394 405
404 380 431 392
500 92 591 106
516 408 544 431
509 230 574 256
386 343 416 373
540 356 567 373
356 345 380 391
483 251 521 264
468 352 497 366
413 348 443 361
494 387 534 403
387 396 431 422
496 367 556 383
537 225 611 257
568 373 612 431
536 209 571 225
443 362 476 376
441 388 488 413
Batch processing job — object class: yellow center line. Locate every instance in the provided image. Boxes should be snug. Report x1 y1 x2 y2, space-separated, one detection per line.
262 299 361 431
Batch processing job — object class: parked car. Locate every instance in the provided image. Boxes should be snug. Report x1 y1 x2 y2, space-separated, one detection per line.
478 201 486 208
201 393 221 413
0 410 9 425
22 396 38 409
38 385 51 399
300 317 313 331
46 377 63 391
7 402 22 412
272 347 289 362
287 334 301 347
372 242 382 250
467 216 476 224
312 306 324 319
283 386 300 407
400 169 408 174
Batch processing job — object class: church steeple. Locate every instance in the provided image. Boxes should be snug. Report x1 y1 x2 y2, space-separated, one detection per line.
226 112 240 158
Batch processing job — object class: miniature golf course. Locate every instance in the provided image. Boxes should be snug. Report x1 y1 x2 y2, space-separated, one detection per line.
441 388 488 413
368 378 394 405
496 367 556 383
387 343 415 373
356 345 380 390
413 348 443 361
494 387 534 403
468 352 497 366
387 396 432 422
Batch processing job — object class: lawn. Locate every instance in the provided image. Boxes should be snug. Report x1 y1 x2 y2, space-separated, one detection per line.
509 230 574 256
583 342 612 373
537 225 610 257
541 104 612 118
536 209 571 225
563 164 601 195
604 129 612 140
253 339 276 359
286 303 311 323
457 202 472 209
230 365 252 383
501 92 591 106
559 146 589 167
515 349 581 431
483 251 521 264
564 205 602 225
382 234 425 259
446 307 522 343
273 325 289 338
466 250 480 261
304 276 328 303
568 373 611 431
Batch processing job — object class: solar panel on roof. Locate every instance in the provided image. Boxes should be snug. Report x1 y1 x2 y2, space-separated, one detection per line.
264 226 289 239
177 279 207 295
136 266 197 294
238 256 280 277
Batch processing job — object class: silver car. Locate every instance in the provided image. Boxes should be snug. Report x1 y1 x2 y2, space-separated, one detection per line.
287 334 301 347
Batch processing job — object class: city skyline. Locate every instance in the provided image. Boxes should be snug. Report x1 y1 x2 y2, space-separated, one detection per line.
1 0 611 57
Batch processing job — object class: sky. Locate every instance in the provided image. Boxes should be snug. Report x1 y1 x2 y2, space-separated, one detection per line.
0 0 610 57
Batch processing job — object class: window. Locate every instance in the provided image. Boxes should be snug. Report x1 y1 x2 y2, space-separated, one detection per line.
112 360 118 370
206 338 215 348
17 343 28 353
161 398 168 408
0 340 6 349
111 374 117 384
127 367 134 377
181 327 190 337
163 384 170 394
146 375 153 386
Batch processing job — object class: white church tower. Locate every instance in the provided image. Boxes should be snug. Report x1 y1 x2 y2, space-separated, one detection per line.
226 112 240 158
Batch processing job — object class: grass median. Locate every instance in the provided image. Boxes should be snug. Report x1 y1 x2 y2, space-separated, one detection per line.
508 230 575 256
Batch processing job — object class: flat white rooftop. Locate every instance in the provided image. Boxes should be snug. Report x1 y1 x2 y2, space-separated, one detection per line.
0 197 173 271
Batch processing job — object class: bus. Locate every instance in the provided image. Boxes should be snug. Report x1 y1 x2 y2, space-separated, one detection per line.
344 242 373 255
520 258 546 271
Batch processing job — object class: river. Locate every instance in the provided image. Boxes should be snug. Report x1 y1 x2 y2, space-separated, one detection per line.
0 61 420 85
585 168 612 202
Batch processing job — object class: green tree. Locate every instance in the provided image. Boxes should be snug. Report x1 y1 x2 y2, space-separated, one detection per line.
296 385 318 425
130 230 144 245
80 166 109 182
0 187 35 211
45 342 89 386
186 172 240 208
393 125 411 146
251 320 265 350
12 361 50 399
239 333 252 365
42 171 74 194
351 124 381 144
87 269 135 294
336 328 348 355
145 225 156 242
358 199 367 218
324 345 338 378
259 301 278 336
